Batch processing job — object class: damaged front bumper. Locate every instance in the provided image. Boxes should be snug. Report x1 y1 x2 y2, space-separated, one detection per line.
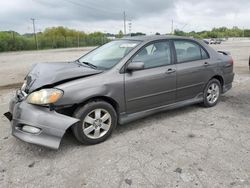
4 96 80 149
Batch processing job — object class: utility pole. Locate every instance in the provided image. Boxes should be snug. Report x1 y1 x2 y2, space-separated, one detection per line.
12 31 16 50
123 11 126 35
31 18 38 50
171 19 174 35
128 20 132 37
77 32 80 47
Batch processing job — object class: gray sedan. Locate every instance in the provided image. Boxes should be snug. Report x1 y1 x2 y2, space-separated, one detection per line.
4 35 234 149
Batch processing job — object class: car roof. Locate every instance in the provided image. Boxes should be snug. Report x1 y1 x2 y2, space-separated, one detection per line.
122 35 196 42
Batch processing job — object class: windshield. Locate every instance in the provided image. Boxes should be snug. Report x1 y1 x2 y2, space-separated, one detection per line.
78 40 140 70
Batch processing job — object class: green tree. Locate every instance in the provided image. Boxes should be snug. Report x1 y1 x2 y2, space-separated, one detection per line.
117 30 123 38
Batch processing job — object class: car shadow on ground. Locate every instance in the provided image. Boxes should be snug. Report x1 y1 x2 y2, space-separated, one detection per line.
11 103 200 156
60 104 201 150
115 105 199 134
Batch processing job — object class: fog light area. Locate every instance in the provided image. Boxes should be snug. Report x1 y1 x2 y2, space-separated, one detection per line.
22 125 41 134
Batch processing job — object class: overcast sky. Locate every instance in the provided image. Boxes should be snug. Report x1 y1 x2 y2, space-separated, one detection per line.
1 0 250 34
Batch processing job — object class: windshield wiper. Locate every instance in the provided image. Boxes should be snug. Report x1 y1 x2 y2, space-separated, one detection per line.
82 62 97 69
76 60 97 69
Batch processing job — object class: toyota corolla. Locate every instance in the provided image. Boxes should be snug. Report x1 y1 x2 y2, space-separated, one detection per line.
4 35 234 149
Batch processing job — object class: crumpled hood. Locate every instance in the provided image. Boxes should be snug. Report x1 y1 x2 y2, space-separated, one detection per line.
25 62 103 92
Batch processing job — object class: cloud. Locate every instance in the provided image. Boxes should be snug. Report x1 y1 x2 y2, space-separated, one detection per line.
174 0 250 31
0 0 249 34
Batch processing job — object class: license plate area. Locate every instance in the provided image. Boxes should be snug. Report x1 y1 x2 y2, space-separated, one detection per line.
4 112 12 121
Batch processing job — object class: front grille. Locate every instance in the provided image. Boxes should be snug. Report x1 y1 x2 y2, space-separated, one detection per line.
16 90 27 102
24 87 29 94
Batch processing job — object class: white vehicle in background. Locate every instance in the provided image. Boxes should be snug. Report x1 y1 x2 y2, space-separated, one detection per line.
203 39 210 44
210 38 222 44
204 38 222 45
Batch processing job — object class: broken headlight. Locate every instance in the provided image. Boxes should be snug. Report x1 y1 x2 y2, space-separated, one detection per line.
27 89 63 105
21 80 27 91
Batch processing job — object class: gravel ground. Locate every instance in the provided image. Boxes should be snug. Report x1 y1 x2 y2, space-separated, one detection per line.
0 41 250 188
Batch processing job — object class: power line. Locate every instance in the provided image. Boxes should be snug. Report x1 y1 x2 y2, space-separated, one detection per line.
61 0 125 33
181 23 188 30
61 0 121 15
31 18 38 50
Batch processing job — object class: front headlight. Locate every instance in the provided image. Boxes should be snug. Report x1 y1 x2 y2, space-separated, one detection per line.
27 89 63 105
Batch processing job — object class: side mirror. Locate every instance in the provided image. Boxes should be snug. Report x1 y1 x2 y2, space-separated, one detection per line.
127 61 144 72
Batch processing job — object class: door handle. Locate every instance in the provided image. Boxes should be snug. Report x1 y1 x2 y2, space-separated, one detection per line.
204 62 210 66
165 68 176 74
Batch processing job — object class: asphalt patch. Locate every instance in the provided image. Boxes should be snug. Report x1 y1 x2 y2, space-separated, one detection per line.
174 168 182 174
28 162 35 168
125 178 132 186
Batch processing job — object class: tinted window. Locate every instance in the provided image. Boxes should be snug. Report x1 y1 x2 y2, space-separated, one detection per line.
132 41 171 69
174 40 208 63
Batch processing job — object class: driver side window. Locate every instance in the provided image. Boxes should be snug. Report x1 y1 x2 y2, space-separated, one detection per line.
132 41 171 69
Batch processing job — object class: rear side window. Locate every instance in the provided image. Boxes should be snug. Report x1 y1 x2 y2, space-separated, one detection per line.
174 40 209 63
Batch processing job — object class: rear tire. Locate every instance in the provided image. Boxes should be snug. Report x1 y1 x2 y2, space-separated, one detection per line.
72 100 117 145
202 79 221 107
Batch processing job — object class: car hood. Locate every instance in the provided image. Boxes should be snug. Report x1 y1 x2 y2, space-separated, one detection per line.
25 62 103 92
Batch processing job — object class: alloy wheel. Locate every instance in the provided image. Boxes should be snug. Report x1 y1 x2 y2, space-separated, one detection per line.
82 108 112 139
206 83 220 104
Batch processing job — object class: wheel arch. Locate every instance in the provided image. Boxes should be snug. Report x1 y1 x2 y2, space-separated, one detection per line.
211 75 224 87
75 95 120 115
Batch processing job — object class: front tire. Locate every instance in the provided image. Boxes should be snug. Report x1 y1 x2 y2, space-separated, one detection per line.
72 100 117 145
202 79 221 107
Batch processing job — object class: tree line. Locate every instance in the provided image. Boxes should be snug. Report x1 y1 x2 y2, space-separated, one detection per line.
174 26 250 39
0 27 112 52
0 26 147 52
1 26 250 52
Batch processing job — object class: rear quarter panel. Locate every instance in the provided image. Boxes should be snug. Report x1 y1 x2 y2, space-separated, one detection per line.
217 53 234 85
197 39 234 85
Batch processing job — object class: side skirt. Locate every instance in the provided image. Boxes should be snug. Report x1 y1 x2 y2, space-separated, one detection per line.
119 95 203 124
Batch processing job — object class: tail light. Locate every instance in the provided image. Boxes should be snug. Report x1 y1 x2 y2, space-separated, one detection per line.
229 57 234 65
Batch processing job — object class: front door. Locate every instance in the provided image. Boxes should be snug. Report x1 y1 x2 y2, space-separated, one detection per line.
124 40 176 114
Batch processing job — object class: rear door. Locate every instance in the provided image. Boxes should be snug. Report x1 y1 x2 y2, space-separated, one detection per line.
173 39 213 101
124 40 176 114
